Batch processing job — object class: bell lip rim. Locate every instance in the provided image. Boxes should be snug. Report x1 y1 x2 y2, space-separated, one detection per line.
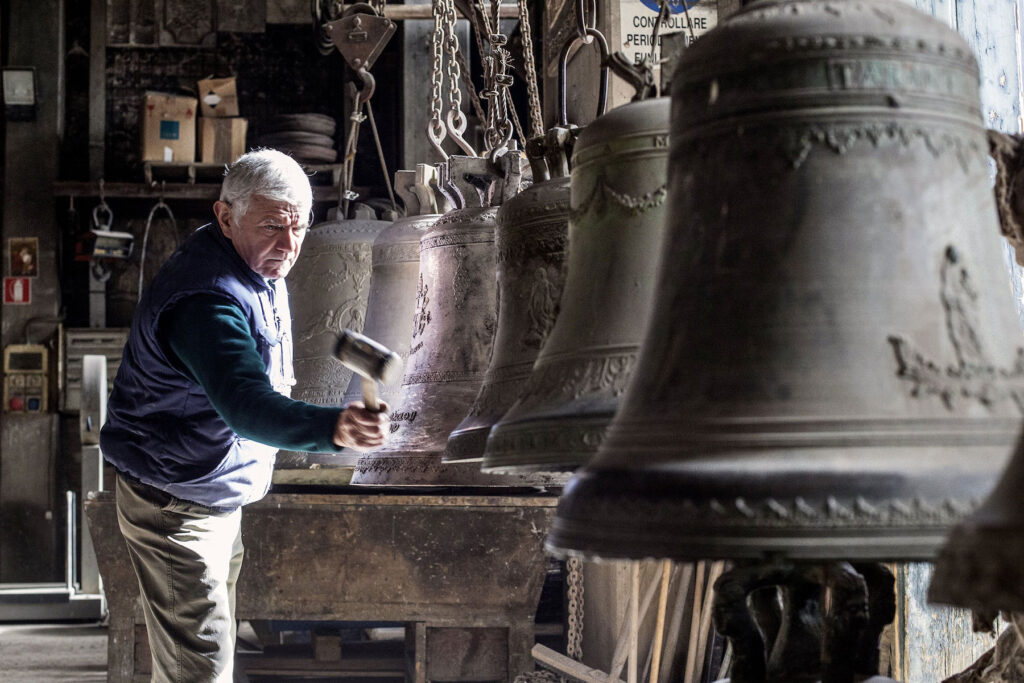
543 532 945 564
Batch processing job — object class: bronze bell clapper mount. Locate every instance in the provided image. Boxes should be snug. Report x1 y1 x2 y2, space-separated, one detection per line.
545 0 1024 681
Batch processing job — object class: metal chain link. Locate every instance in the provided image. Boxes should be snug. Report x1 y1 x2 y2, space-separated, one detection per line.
442 0 476 154
428 0 448 158
516 0 544 138
566 556 584 661
455 46 487 130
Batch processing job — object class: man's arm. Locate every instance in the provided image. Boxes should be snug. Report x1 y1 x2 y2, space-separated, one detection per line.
162 293 385 452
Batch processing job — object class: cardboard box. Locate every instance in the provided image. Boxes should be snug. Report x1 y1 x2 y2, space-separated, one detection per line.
141 92 197 163
198 77 239 117
199 117 248 164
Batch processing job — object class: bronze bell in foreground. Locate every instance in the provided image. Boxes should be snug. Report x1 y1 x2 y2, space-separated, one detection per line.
351 153 536 485
547 0 1024 566
289 167 446 473
929 132 1024 617
482 96 671 473
277 210 390 469
443 127 575 464
339 166 447 412
929 432 1024 615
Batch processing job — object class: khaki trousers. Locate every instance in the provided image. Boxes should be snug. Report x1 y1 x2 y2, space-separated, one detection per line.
115 475 244 683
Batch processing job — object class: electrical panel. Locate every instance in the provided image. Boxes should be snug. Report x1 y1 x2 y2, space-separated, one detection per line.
4 344 48 412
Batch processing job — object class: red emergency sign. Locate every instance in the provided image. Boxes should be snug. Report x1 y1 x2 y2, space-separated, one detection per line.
4 277 31 304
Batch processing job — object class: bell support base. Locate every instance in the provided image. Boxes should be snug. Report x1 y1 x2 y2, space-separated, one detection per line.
928 524 1024 614
711 561 897 683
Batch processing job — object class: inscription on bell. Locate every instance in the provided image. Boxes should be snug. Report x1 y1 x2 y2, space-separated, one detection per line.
826 59 968 97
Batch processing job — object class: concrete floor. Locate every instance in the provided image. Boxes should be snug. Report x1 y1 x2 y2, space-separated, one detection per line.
0 622 107 682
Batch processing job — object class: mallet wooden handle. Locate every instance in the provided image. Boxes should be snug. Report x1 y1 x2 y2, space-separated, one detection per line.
361 376 380 413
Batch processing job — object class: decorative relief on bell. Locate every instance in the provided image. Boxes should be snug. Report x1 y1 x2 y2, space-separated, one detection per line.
514 351 639 406
525 267 560 348
888 246 1024 412
411 274 431 342
569 174 668 221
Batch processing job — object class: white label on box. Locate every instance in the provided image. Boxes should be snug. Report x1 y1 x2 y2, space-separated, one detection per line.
618 0 717 69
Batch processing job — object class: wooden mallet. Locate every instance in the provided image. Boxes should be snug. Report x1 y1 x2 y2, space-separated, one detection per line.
333 329 403 413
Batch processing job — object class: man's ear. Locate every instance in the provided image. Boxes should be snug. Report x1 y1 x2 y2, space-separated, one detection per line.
213 201 234 238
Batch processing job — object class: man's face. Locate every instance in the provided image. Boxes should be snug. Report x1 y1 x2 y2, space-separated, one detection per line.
214 195 308 279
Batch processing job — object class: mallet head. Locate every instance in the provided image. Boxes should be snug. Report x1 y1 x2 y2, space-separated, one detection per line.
334 330 403 412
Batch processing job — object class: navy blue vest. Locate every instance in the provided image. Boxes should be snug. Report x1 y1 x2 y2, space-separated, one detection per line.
100 224 293 509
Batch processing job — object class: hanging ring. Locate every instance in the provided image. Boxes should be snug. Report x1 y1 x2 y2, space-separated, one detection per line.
428 119 449 160
559 27 611 127
446 109 478 156
92 203 114 231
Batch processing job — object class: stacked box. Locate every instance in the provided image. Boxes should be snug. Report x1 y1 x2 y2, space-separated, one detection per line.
198 76 247 164
141 92 197 163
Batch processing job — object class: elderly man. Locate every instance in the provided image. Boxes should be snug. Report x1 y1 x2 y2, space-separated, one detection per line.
100 149 388 682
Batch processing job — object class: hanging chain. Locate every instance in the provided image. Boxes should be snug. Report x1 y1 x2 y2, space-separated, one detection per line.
428 0 449 159
517 0 543 138
442 0 477 155
511 557 585 683
566 556 584 661
455 46 488 128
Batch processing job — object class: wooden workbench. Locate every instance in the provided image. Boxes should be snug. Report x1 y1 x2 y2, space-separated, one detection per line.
85 487 558 682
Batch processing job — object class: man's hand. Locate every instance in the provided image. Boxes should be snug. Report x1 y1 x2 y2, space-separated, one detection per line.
333 401 390 451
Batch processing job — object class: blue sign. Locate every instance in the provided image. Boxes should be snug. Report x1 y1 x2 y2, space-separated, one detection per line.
638 0 701 13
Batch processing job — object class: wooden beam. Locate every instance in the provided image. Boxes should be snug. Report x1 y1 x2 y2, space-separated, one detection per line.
53 181 340 202
383 3 518 20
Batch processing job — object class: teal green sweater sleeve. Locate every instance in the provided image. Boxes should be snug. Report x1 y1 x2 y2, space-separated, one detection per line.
162 294 343 453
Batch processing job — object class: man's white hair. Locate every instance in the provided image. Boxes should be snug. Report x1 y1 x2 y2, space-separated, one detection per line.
219 149 313 223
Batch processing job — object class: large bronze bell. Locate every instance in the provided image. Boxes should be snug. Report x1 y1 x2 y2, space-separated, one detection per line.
287 213 391 406
277 211 390 470
443 128 575 464
547 0 1024 564
929 132 1024 617
351 153 531 485
481 97 671 472
339 167 447 412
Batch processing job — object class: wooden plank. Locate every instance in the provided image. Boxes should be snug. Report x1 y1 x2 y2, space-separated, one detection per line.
900 564 999 682
533 644 624 683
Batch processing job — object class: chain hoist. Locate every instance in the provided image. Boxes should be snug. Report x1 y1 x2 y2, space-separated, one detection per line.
319 2 398 215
